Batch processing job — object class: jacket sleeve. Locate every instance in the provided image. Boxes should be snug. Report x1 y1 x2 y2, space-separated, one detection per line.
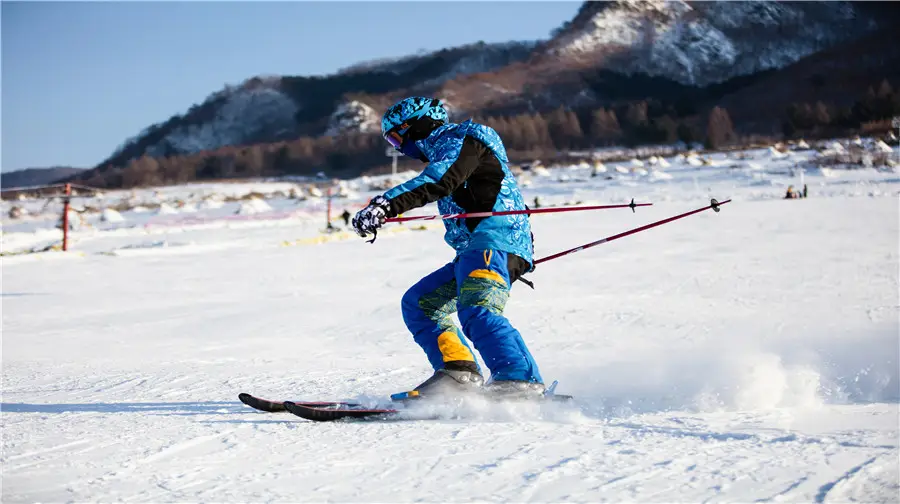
382 136 482 216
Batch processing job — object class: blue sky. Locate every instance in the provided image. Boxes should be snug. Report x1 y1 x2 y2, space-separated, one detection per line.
1 1 581 172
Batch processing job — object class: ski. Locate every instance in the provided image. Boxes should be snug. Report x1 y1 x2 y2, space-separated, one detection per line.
238 393 354 413
283 401 399 422
280 381 574 422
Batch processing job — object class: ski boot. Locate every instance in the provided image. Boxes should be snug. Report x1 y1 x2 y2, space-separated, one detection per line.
391 361 484 402
482 380 546 401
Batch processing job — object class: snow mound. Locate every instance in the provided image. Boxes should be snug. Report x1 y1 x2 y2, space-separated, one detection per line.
532 166 552 177
827 141 846 154
155 203 179 215
768 146 787 158
235 198 272 215
874 140 893 153
686 155 704 167
199 198 224 210
100 209 125 223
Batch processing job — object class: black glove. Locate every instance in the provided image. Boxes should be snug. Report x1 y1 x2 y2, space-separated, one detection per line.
352 195 392 241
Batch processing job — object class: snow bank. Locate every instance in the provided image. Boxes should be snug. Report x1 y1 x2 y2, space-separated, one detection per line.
591 162 607 176
532 166 552 177
155 203 179 215
874 140 893 153
100 208 125 223
235 198 272 215
199 198 224 210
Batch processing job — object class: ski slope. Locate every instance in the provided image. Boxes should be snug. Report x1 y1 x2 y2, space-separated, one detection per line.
3 144 899 502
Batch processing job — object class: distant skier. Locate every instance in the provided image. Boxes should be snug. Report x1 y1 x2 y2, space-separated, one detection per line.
341 209 351 227
352 97 543 399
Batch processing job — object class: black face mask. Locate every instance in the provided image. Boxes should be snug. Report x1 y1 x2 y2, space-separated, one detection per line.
399 139 429 163
404 117 444 163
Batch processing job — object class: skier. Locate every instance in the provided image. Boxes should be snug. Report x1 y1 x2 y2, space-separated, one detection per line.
352 97 544 399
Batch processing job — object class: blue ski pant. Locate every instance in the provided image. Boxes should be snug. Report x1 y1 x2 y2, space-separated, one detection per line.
400 249 542 383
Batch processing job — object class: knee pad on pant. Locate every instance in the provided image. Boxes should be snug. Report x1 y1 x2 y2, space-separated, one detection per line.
459 275 509 315
402 280 457 325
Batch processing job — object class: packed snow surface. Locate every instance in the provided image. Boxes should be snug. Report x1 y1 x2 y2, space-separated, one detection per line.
2 143 899 502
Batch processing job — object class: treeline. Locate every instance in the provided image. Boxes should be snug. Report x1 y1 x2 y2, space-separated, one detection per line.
782 79 900 138
74 79 898 189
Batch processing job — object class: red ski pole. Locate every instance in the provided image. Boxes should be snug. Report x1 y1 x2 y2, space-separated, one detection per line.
385 199 650 223
534 198 731 265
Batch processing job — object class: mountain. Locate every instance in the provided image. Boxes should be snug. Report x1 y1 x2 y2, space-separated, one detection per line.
99 41 536 170
75 1 899 187
2 167 87 190
541 1 878 86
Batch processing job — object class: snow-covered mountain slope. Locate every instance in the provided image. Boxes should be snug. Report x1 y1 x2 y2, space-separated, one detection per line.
324 100 380 136
545 0 881 86
337 41 536 82
3 169 897 501
101 41 536 167
109 77 299 162
152 85 298 156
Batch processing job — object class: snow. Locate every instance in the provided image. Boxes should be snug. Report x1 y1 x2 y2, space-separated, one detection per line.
234 197 272 215
150 86 298 157
155 203 179 215
2 141 899 501
324 100 380 136
875 140 893 153
551 1 877 86
532 166 552 177
100 208 125 223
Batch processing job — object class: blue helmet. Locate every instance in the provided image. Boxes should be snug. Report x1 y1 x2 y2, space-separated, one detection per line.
381 97 448 161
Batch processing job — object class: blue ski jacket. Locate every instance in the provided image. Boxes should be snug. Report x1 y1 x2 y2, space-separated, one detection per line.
383 120 533 267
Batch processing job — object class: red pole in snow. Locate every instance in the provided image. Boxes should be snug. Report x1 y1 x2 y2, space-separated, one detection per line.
385 200 651 224
327 186 332 225
62 183 71 251
534 198 731 265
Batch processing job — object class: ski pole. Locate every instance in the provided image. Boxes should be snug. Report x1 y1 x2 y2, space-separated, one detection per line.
534 198 731 265
385 199 651 223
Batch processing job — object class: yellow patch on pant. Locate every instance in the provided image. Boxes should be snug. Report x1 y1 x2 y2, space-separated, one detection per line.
468 268 506 286
437 331 474 362
483 250 493 267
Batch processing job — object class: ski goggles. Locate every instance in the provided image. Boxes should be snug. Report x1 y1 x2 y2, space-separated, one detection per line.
384 129 404 150
383 123 410 150
384 123 426 160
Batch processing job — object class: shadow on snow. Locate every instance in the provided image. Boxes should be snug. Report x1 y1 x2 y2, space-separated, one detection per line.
1 401 245 416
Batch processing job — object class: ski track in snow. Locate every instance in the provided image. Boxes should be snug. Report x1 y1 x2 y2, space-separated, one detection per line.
3 149 899 501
